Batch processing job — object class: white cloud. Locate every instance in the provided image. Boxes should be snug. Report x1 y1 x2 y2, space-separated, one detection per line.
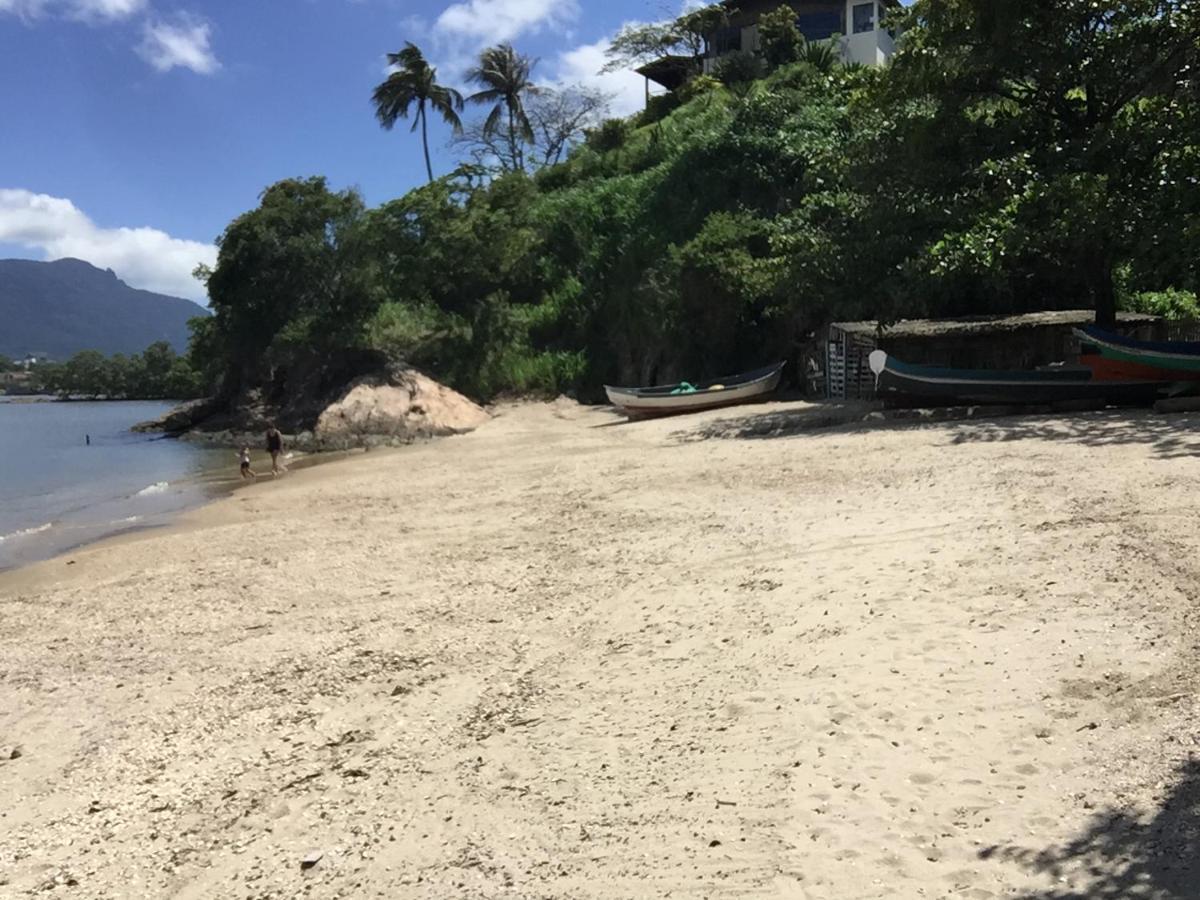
0 0 46 16
0 0 146 20
73 0 144 20
554 36 645 118
0 189 216 302
136 14 219 74
435 0 578 45
1 0 219 76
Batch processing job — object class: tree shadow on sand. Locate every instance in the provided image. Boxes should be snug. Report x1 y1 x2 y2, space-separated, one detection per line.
676 406 1200 461
943 411 1200 460
980 758 1200 899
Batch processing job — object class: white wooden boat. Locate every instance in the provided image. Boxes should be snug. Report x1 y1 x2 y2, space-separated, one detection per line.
604 362 785 418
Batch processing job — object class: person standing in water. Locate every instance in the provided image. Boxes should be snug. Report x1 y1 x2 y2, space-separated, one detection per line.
265 426 285 476
239 446 257 480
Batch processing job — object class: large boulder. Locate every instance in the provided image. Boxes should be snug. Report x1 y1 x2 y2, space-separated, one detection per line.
314 370 489 448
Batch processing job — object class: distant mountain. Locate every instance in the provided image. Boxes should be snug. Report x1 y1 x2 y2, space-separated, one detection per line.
0 258 210 360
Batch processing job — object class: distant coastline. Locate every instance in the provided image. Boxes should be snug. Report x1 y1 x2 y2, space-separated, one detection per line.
0 393 193 405
0 394 57 404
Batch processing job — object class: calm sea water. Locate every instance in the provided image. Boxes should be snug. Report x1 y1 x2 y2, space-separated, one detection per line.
0 399 234 571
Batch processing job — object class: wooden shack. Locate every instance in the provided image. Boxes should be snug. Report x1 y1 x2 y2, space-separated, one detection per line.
822 310 1162 400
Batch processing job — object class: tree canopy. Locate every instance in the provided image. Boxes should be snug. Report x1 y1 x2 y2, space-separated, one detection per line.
859 0 1200 325
32 342 204 400
198 177 383 394
603 3 732 73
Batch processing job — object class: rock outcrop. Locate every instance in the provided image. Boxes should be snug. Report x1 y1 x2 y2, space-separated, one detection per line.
131 398 222 434
136 364 489 450
314 371 490 448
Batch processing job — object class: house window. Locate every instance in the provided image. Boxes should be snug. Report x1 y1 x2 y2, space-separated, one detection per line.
852 2 875 33
797 11 842 41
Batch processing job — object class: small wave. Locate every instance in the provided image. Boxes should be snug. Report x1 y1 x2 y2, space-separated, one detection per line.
135 482 170 497
0 522 54 543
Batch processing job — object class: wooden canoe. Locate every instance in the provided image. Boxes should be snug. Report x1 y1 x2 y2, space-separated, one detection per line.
605 362 785 418
1075 326 1200 375
1078 351 1198 382
868 350 1169 407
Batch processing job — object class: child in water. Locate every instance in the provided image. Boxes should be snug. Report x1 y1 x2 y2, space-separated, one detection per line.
239 447 257 480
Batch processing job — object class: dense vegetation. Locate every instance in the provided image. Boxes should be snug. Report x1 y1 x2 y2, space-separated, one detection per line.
194 0 1199 403
30 342 205 400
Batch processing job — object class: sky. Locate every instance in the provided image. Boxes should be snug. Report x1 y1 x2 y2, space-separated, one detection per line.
0 0 671 302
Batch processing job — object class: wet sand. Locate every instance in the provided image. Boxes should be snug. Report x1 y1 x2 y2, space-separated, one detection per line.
3 400 1200 898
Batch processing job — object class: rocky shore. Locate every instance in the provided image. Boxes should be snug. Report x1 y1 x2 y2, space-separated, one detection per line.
134 364 490 451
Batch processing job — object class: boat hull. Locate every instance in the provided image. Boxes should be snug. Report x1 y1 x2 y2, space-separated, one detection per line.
1079 352 1198 383
605 362 784 418
868 351 1168 408
1075 326 1200 374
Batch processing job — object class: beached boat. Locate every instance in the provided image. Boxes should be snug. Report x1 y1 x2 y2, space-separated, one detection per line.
868 350 1168 407
1075 325 1200 378
605 362 784 418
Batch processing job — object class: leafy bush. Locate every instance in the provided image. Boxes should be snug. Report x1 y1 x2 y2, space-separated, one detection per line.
713 50 766 86
678 74 722 102
586 118 631 152
1121 289 1200 321
634 91 682 127
759 6 804 69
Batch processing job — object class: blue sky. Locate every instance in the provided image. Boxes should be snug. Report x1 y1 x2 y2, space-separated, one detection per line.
0 0 660 301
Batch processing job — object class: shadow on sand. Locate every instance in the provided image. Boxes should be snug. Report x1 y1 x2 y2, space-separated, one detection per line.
981 758 1200 899
675 405 1200 461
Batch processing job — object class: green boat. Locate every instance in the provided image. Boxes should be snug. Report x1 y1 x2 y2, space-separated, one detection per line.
1075 326 1200 374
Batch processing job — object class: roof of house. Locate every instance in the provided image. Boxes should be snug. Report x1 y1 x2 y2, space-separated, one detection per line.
635 55 696 91
831 310 1160 340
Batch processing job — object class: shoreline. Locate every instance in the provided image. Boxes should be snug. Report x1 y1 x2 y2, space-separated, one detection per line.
0 441 386 592
0 441 367 577
3 400 1198 897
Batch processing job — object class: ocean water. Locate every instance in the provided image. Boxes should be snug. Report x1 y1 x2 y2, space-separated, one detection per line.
0 399 235 571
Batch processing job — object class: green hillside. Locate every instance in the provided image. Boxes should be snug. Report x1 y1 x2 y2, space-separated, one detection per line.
190 0 1199 404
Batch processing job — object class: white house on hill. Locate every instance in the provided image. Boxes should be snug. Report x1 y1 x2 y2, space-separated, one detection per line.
637 0 902 96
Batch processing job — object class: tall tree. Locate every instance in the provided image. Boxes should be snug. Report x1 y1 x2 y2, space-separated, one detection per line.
870 0 1200 327
199 178 383 391
372 42 464 183
466 44 539 172
453 85 611 172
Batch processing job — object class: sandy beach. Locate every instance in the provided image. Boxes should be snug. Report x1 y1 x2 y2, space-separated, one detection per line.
3 399 1200 898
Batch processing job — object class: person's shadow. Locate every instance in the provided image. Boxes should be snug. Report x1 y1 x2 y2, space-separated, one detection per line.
980 758 1200 898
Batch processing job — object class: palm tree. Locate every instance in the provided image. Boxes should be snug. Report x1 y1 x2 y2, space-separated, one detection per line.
372 43 464 183
466 43 539 172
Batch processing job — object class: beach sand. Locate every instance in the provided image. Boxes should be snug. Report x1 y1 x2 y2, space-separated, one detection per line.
3 400 1200 898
